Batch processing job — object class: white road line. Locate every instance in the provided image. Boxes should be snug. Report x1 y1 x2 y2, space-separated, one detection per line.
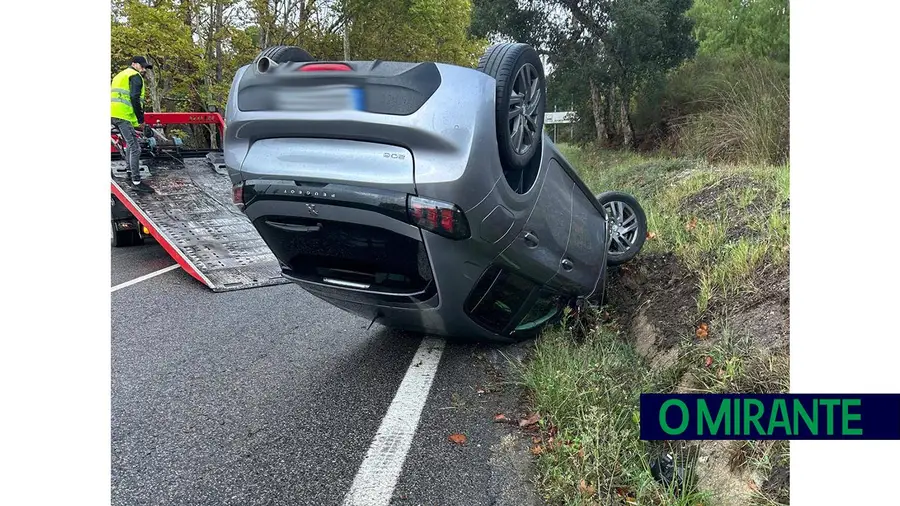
342 337 446 506
111 264 181 293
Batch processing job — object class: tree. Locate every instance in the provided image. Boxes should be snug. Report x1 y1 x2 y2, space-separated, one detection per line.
470 0 548 49
340 0 487 66
473 0 697 148
554 0 696 147
111 0 201 112
111 0 487 115
689 0 789 62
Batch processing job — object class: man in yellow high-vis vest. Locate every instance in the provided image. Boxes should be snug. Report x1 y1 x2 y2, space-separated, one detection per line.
111 56 153 193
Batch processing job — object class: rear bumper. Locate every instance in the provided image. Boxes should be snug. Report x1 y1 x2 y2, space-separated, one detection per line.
242 191 515 341
288 275 504 340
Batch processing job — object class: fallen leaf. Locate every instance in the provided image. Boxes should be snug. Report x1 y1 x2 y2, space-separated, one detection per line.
576 448 585 459
748 480 759 491
647 231 657 240
530 445 544 455
448 433 467 445
493 413 508 423
685 217 698 231
696 323 709 339
547 425 558 437
704 356 713 367
578 479 596 497
532 436 541 444
519 413 540 427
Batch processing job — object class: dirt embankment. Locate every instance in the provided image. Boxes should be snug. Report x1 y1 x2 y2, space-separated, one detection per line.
603 249 790 505
522 147 791 505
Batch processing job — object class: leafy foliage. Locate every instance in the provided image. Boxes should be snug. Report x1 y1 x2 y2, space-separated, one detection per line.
470 0 548 48
111 0 789 161
341 0 487 66
689 0 789 62
111 0 486 116
472 0 788 161
473 0 697 149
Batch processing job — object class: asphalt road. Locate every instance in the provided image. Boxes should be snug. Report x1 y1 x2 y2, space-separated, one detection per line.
111 239 544 506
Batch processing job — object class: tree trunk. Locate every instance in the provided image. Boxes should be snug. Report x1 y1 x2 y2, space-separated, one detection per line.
204 1 215 148
607 82 617 142
589 78 606 146
343 4 350 61
619 86 633 149
145 68 162 112
180 0 192 28
257 0 271 49
203 0 216 115
343 27 350 60
215 0 223 83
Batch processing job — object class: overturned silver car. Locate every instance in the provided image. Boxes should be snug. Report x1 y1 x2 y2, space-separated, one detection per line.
223 43 647 342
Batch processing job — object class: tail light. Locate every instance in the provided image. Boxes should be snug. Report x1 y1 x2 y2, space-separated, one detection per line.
232 183 244 210
407 196 470 240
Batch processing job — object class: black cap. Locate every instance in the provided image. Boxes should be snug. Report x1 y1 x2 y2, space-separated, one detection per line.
131 56 153 69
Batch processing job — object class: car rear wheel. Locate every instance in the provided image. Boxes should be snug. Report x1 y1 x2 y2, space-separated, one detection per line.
477 43 547 176
596 191 647 265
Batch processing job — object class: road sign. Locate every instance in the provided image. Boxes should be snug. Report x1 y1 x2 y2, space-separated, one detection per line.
545 111 576 124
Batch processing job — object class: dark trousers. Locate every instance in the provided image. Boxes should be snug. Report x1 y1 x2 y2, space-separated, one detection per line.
112 118 141 182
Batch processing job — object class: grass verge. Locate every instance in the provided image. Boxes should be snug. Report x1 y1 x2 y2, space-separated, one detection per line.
559 145 789 318
517 145 790 505
516 310 708 505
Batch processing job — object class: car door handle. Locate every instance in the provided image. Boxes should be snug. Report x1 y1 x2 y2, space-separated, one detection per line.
523 231 539 248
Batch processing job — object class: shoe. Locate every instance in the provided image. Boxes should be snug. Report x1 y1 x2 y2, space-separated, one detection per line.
130 180 154 194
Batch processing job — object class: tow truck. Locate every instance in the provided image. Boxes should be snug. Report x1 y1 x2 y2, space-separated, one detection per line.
110 112 290 292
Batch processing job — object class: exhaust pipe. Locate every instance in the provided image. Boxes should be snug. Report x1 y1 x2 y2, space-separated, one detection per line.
256 56 278 74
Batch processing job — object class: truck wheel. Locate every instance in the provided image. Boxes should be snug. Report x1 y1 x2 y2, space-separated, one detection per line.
476 43 546 174
596 191 647 265
111 221 143 247
112 222 132 247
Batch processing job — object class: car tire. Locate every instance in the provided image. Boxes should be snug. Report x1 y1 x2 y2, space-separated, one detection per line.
476 43 546 173
596 191 647 266
254 45 316 65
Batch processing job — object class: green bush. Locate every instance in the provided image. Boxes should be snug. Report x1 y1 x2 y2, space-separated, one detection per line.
675 56 789 164
634 54 789 164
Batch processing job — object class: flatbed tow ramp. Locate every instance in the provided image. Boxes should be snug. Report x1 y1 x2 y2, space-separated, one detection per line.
111 112 290 292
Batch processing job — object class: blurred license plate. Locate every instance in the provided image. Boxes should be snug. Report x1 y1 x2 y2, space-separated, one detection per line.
274 85 363 112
